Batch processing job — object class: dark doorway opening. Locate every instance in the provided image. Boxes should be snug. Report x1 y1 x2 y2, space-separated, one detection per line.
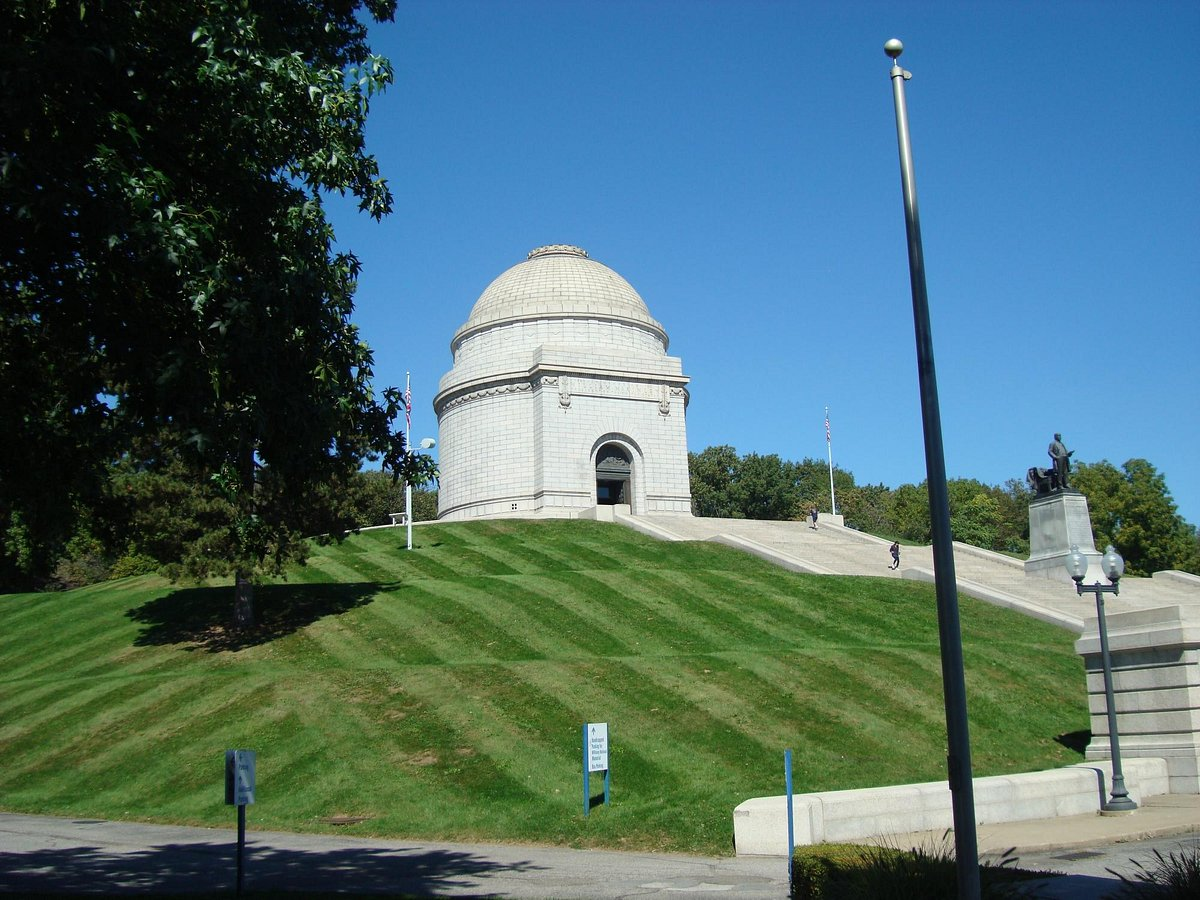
595 444 632 507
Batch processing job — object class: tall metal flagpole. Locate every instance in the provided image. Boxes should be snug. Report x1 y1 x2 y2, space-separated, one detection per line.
884 39 980 900
405 372 413 551
825 408 837 516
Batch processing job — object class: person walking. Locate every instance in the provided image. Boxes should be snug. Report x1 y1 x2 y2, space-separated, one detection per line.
889 541 900 570
809 506 818 529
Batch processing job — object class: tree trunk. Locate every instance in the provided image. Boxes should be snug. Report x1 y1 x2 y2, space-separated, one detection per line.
234 572 255 629
233 435 257 629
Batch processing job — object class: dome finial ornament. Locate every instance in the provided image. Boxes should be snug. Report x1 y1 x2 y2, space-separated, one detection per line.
528 244 588 260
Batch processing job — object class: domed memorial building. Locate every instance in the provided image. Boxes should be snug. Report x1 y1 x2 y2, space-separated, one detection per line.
434 245 692 520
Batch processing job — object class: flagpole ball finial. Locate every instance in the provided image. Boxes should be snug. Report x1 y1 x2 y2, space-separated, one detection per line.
884 38 904 59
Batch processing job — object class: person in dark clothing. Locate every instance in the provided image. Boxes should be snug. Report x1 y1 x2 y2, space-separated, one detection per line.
809 506 818 529
889 541 900 569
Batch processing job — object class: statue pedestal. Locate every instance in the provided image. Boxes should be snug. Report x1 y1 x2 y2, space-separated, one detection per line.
1025 490 1100 580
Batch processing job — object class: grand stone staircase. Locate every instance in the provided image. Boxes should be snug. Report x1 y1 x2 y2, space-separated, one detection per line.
620 513 1200 633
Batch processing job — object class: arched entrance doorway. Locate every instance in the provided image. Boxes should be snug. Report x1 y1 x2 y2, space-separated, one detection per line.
595 444 632 506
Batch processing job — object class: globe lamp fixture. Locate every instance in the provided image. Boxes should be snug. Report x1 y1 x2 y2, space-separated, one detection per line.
1066 544 1136 813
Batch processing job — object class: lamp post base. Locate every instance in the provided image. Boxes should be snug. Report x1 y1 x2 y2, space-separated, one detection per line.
1101 804 1138 816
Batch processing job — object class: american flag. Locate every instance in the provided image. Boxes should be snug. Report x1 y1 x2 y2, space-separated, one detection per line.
403 376 412 436
825 409 831 444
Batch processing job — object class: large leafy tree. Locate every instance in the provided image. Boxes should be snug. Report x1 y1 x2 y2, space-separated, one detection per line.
734 453 801 521
1 2 434 614
688 446 851 522
688 445 741 518
1072 459 1199 576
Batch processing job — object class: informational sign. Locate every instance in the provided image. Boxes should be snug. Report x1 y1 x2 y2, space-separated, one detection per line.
582 722 611 816
586 722 609 773
225 749 256 806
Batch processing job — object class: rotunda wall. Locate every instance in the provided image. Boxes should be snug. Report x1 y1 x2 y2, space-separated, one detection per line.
453 317 667 367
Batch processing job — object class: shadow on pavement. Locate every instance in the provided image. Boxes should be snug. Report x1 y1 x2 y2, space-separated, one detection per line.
0 840 542 896
1018 873 1123 900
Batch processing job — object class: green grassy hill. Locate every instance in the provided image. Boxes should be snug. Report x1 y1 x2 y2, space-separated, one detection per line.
0 519 1087 855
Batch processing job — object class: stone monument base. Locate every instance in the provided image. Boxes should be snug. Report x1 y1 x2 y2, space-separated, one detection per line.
1025 490 1101 580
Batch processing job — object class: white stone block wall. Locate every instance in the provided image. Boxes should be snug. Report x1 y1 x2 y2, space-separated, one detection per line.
1075 604 1200 793
436 387 537 519
436 370 691 520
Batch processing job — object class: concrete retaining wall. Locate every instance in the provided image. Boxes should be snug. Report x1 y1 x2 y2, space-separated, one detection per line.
732 758 1169 856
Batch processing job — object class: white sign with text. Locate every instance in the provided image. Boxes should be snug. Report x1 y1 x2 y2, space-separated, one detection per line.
586 722 609 772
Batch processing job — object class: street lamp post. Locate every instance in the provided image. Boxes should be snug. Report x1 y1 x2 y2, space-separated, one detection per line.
1067 544 1137 813
884 38 980 900
407 437 437 551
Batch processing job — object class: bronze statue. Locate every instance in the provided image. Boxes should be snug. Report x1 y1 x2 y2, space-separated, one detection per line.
1027 466 1054 495
1048 433 1073 490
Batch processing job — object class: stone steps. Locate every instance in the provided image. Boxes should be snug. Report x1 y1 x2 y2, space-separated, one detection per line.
629 514 1200 633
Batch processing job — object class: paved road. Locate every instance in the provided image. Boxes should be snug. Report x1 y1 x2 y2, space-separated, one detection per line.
1003 830 1200 899
0 814 783 898
1 812 1197 898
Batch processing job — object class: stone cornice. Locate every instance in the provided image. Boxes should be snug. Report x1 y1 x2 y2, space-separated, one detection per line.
434 362 691 415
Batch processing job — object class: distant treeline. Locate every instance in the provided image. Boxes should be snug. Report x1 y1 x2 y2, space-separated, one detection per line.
689 445 1199 577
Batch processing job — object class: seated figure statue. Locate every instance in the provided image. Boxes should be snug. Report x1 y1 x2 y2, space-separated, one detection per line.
1027 466 1057 496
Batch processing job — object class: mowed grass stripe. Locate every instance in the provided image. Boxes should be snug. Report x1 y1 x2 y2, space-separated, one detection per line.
0 622 143 684
516 656 773 798
434 520 628 578
611 566 802 650
427 523 572 576
287 610 405 672
485 576 635 658
322 585 475 666
541 569 719 655
0 519 1089 854
620 652 808 757
339 580 543 665
322 669 561 835
445 581 609 661
0 582 157 675
400 580 545 662
685 568 883 647
396 665 581 805
572 568 747 653
345 592 447 665
300 553 385 586
2 674 248 805
311 545 399 585
407 525 522 577
81 679 286 817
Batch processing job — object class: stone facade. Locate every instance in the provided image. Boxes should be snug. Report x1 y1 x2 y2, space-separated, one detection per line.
434 245 692 520
1075 602 1200 794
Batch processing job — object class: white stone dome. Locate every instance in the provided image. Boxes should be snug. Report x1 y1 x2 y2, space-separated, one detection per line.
435 244 693 522
452 245 667 351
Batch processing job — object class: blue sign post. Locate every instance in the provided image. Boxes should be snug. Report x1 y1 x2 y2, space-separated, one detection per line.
225 750 256 896
582 722 610 816
785 749 795 891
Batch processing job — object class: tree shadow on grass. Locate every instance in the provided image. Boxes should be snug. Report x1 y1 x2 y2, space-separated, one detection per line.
126 582 393 652
0 837 542 897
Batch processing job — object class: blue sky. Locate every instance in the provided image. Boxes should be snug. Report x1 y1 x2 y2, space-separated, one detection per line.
325 0 1200 525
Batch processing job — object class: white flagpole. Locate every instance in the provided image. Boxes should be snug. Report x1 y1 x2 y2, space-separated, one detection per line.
405 371 413 551
825 407 837 516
